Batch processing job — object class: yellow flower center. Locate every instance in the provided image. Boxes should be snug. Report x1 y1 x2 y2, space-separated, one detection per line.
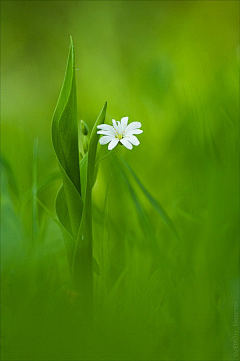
116 131 124 139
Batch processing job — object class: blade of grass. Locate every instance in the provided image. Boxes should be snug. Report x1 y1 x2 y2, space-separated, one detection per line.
117 154 179 239
110 154 156 247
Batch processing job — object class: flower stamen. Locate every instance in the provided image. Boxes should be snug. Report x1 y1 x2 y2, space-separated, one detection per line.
116 132 123 140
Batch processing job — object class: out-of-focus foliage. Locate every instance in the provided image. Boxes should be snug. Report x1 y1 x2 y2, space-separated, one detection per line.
1 1 239 360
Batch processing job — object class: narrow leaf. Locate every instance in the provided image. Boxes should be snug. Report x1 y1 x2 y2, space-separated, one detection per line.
86 101 108 196
72 102 107 291
118 155 179 239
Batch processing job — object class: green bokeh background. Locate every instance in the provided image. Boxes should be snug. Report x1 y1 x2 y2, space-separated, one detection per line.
1 1 239 360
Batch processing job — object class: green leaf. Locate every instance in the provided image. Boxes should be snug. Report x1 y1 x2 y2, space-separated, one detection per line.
52 37 83 238
55 185 72 235
58 160 83 238
79 153 88 204
52 36 80 194
36 169 61 194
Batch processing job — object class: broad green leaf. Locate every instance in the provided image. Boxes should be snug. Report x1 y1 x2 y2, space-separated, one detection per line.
52 36 80 194
55 185 72 235
57 160 83 238
52 37 83 238
36 169 61 194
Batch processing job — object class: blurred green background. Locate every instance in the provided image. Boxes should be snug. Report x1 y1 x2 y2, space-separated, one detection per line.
1 1 239 360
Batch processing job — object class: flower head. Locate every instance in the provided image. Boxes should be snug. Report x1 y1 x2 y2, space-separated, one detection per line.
97 117 143 150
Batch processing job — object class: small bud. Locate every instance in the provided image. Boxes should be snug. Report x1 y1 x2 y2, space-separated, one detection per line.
81 120 89 136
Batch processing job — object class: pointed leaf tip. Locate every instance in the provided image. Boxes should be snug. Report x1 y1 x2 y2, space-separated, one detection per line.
103 101 107 111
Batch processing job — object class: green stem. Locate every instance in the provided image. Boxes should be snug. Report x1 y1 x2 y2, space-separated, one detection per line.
32 138 39 243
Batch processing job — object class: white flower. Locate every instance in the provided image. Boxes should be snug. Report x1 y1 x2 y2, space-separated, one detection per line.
97 117 143 150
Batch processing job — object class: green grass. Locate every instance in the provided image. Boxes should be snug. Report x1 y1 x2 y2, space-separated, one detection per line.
1 1 239 360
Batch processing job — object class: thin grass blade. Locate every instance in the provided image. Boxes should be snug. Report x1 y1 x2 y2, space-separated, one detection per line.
118 155 179 239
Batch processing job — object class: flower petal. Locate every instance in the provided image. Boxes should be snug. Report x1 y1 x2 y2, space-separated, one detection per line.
121 117 129 129
126 135 140 146
97 129 115 136
120 138 133 150
125 122 142 132
117 121 122 133
112 119 117 129
99 136 113 145
126 128 143 135
113 120 122 134
97 124 113 131
108 138 119 150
